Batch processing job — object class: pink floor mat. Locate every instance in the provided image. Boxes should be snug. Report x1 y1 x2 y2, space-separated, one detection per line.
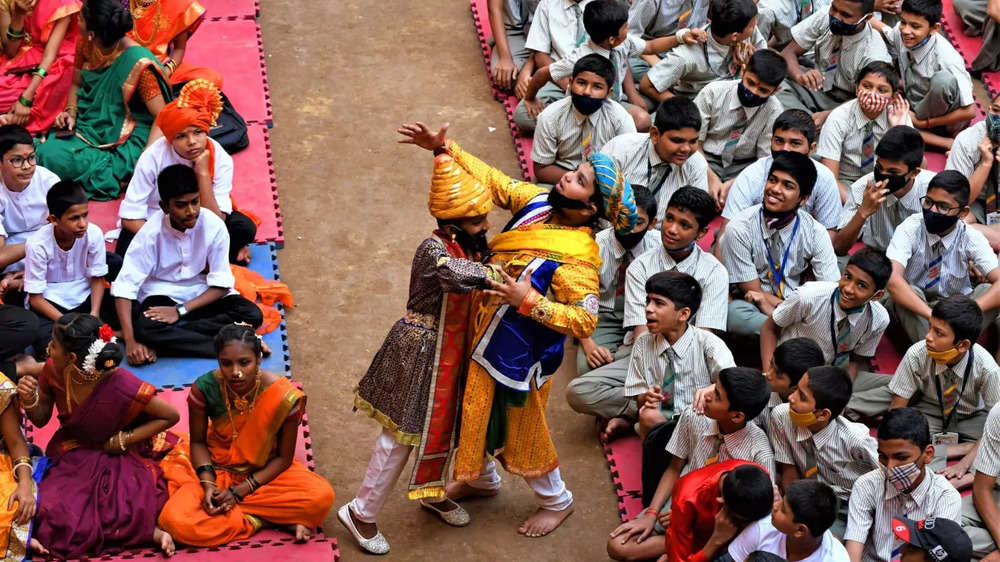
941 0 983 69
204 0 259 21
604 435 645 522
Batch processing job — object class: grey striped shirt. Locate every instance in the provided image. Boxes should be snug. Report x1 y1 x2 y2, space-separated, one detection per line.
973 402 1000 477
838 169 933 252
945 121 993 205
628 0 709 40
524 0 592 60
882 27 974 108
791 11 891 96
596 227 661 314
694 79 782 167
623 244 729 330
667 406 776 480
888 342 1000 419
815 99 912 186
645 26 767 97
532 97 636 171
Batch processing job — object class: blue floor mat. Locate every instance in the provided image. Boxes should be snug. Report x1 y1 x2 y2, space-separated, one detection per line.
127 243 290 389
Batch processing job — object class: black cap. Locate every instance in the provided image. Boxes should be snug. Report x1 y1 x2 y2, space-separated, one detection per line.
891 516 972 562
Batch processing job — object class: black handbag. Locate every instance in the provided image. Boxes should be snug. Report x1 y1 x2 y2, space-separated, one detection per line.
171 81 250 154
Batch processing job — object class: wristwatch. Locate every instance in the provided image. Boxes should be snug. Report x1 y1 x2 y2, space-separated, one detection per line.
176 303 188 317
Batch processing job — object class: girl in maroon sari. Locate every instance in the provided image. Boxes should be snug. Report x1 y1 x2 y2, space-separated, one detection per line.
15 313 180 559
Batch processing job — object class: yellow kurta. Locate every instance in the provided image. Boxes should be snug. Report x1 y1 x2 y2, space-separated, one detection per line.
446 141 601 479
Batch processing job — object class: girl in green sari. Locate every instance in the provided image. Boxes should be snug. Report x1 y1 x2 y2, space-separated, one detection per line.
36 0 170 201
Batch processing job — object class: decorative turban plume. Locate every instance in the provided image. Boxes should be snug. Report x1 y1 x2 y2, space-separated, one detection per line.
155 79 224 140
428 153 493 220
587 152 637 235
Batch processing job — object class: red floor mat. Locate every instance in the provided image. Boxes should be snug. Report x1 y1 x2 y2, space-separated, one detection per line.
941 0 983 69
204 0 259 21
925 151 947 172
985 72 1000 98
604 435 644 522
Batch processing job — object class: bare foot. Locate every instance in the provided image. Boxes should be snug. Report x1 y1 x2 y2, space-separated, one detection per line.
262 341 272 357
601 417 634 443
445 480 499 501
237 246 252 265
29 538 48 555
293 524 313 542
349 505 379 540
517 504 574 537
154 527 175 557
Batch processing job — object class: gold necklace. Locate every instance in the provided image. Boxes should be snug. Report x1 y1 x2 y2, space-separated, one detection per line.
218 371 262 440
129 0 161 46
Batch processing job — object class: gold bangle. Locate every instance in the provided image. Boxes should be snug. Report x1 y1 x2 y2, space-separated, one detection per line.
199 479 217 487
12 462 32 481
21 391 39 410
64 105 77 114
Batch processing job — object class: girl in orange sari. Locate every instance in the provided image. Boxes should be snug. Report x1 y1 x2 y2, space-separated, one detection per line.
125 0 221 88
0 0 80 133
158 323 334 546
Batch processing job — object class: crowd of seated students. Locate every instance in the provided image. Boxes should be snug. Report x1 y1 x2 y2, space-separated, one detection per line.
0 0 335 557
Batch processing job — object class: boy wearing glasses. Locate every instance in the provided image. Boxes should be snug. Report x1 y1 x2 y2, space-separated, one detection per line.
885 170 1000 346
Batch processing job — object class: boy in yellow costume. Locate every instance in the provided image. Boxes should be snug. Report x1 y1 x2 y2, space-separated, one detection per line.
398 122 637 538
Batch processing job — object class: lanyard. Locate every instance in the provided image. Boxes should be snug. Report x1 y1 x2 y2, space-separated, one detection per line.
700 30 734 79
827 290 871 365
646 141 670 197
759 210 800 298
932 350 975 431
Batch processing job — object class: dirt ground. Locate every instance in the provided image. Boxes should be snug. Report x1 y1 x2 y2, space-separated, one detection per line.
261 0 622 560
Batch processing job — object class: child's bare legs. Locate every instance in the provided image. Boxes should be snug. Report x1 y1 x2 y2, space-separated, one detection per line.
638 405 667 441
625 104 651 133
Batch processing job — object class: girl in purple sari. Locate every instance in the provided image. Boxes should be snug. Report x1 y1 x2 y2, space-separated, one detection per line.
15 313 180 559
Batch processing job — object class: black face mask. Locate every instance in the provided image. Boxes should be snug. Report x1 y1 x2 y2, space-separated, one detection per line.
874 167 911 193
737 81 768 108
448 225 489 257
614 229 647 249
571 93 604 115
922 208 960 235
829 13 864 35
548 188 592 211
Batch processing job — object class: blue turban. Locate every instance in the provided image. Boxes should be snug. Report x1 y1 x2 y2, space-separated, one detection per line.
588 152 638 235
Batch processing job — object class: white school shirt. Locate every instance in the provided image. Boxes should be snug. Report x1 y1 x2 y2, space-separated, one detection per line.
838 169 933 252
815 99 913 186
23 223 108 310
599 133 709 220
881 27 975 108
119 137 234 221
622 328 735 414
772 280 890 362
111 210 235 304
769 402 880 503
524 0 592 61
845 467 962 562
723 155 842 229
623 244 728 330
945 121 992 204
888 342 1000 418
721 205 840 296
974 402 1000 478
728 514 849 562
667 406 776 479
628 0 709 40
547 36 647 102
791 12 891 96
595 227 660 314
532 97 636 170
645 26 768 97
885 213 998 298
756 0 833 47
694 79 783 167
0 165 59 241
500 0 539 31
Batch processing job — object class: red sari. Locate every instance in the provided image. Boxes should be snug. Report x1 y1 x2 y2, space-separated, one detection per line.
0 0 79 133
125 0 222 88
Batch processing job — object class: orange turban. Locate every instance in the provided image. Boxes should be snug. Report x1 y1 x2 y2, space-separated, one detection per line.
428 153 493 220
155 79 224 140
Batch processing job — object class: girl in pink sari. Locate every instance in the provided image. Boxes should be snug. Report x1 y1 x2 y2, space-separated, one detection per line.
0 0 80 133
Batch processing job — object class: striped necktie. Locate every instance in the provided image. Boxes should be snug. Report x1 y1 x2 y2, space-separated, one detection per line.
924 240 944 291
573 2 585 47
803 437 819 478
799 0 813 19
659 349 677 416
860 121 876 173
722 115 748 168
987 169 998 214
833 315 851 368
677 0 693 28
704 433 725 465
941 368 960 418
581 119 594 159
823 38 842 88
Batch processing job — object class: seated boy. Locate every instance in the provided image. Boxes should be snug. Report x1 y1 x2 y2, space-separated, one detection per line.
0 124 61 273
845 407 962 562
608 368 771 562
487 0 539 95
835 125 934 255
757 0 833 49
532 54 637 184
600 97 709 218
118 83 257 265
577 186 659 375
695 49 788 187
777 0 891 119
886 296 1000 488
720 109 842 235
23 181 112 352
720 151 839 336
757 337 826 434
944 92 1000 234
816 62 912 196
870 0 976 150
111 165 263 364
884 171 1000 345
962 401 1000 558
626 0 710 83
892 516 973 562
727 480 849 562
523 0 591 74
641 0 767 103
769 366 880 536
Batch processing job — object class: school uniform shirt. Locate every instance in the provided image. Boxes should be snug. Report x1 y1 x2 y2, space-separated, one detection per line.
753 392 785 436
595 227 660 314
119 137 234 222
845 466 962 562
973 402 1000 478
23 223 108 310
667 406 776 480
0 165 59 242
721 205 840 297
628 0 709 40
500 0 539 31
599 132 710 220
881 27 975 108
838 169 934 252
945 121 992 204
531 97 636 171
769 402 880 503
772 280 890 362
885 213 998 298
728 514 849 562
694 79 782 167
524 0 592 61
756 0 833 47
645 25 768 97
622 328 735 417
790 11 891 97
815 99 914 186
111 210 236 304
548 36 646 102
722 155 842 229
623 244 728 330
888 341 1000 419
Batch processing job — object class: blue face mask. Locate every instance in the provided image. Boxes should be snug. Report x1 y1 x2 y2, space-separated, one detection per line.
571 93 604 115
829 13 864 35
911 34 932 50
987 112 1000 141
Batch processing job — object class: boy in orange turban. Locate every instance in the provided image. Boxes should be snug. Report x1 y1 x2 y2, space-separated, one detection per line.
117 79 257 265
340 153 503 555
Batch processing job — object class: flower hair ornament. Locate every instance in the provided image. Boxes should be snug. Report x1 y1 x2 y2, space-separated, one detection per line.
82 324 117 374
233 321 264 343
